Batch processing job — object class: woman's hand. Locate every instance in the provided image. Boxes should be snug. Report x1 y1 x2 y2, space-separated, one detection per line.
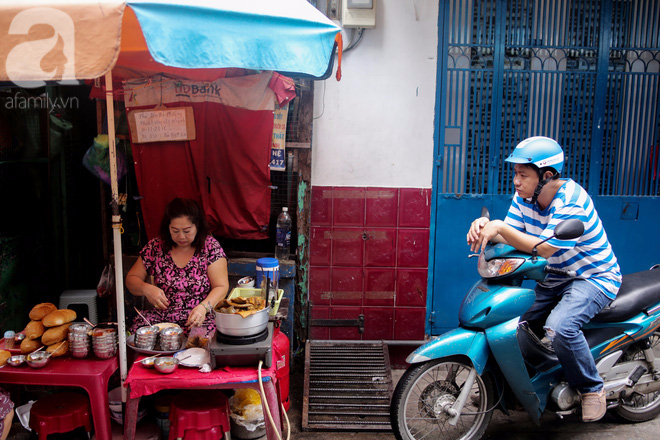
143 285 170 310
126 257 170 310
185 304 208 328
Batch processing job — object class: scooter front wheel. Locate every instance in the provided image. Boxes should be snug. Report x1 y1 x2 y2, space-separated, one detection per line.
391 357 495 440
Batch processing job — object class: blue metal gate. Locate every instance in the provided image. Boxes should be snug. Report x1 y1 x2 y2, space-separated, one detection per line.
429 0 660 335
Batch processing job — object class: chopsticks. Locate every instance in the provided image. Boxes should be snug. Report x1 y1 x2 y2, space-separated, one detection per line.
134 353 162 364
134 307 153 326
44 340 67 358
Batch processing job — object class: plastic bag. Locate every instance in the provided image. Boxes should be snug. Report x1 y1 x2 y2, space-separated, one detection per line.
97 263 115 298
15 400 35 432
82 134 127 185
229 389 265 436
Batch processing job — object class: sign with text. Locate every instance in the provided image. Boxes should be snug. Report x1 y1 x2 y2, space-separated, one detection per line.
270 104 288 171
128 107 196 144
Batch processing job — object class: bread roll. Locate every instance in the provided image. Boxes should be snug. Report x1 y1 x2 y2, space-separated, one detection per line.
29 302 57 321
24 320 45 340
41 323 71 346
47 340 69 357
42 309 77 327
20 337 43 354
0 350 10 366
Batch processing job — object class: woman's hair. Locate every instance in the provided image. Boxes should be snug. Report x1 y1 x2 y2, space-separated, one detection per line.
159 198 210 252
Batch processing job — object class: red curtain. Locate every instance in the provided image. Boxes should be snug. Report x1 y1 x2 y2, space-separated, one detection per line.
129 101 273 240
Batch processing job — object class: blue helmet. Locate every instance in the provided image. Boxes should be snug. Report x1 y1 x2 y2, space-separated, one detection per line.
505 136 564 174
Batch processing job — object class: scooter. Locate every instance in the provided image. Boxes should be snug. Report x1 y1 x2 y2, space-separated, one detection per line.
390 216 660 440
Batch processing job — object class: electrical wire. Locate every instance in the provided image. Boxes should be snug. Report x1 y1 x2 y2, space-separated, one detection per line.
312 80 326 120
258 360 290 440
344 28 365 52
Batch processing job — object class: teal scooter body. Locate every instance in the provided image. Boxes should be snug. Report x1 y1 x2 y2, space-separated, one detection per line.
404 241 660 427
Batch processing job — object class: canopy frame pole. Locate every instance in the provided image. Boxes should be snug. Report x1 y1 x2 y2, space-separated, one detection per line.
105 70 128 402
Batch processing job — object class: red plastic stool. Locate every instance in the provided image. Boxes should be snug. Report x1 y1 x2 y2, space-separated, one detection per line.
29 391 92 440
168 391 230 440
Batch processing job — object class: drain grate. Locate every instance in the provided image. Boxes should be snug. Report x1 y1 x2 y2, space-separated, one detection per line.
302 340 393 431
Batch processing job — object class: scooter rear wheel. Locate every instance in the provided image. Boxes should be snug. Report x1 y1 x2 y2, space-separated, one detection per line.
614 330 660 422
391 357 495 440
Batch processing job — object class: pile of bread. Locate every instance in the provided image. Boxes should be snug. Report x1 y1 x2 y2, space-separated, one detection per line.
21 302 77 357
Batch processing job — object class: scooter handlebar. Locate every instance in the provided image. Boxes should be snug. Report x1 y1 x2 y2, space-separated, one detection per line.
544 266 577 278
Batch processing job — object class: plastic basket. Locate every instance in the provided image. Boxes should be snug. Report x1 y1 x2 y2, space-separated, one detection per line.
228 287 284 316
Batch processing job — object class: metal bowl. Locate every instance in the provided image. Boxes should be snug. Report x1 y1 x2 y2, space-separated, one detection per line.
26 351 50 368
154 356 179 374
140 357 156 368
7 355 26 367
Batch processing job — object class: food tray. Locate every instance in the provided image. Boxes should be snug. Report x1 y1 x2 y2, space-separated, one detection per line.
126 334 185 355
228 287 283 316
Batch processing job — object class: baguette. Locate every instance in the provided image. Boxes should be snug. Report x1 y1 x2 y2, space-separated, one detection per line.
42 309 77 327
20 337 43 354
41 323 71 346
24 320 45 340
28 302 58 321
0 350 10 366
47 340 69 357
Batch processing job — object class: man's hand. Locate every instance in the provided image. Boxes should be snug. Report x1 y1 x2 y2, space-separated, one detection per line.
467 217 489 251
467 218 504 253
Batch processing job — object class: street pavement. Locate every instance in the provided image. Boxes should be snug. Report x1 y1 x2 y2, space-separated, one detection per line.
6 364 659 439
287 366 660 440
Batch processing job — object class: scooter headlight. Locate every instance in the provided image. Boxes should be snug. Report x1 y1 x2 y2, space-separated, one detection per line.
478 252 524 278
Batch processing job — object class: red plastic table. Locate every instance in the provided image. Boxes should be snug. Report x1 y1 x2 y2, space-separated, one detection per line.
124 352 283 440
0 356 119 440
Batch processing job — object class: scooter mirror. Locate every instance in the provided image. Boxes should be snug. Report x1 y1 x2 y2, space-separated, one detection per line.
553 219 584 240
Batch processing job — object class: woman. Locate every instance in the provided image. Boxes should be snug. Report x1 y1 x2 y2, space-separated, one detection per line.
0 388 13 440
126 198 229 335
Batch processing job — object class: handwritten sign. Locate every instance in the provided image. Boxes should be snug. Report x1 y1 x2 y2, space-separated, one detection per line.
128 107 196 143
270 104 288 171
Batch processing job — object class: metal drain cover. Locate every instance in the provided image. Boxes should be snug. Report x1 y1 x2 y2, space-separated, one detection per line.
302 340 393 431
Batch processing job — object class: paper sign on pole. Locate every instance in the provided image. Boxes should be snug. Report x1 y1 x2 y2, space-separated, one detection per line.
128 107 196 143
270 104 288 171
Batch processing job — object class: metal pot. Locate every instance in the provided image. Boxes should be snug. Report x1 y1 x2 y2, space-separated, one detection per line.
214 306 271 337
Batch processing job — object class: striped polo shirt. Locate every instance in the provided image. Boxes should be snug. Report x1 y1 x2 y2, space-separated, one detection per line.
504 179 621 299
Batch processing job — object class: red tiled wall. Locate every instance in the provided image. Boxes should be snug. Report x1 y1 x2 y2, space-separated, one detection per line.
309 187 431 341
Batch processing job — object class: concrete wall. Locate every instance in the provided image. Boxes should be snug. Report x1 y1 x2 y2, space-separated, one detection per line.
311 0 438 189
307 1 439 341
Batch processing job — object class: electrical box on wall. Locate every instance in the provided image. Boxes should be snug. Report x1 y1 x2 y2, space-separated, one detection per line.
341 0 376 28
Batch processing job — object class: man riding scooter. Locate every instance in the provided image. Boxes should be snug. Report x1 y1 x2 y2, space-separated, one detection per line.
466 136 622 422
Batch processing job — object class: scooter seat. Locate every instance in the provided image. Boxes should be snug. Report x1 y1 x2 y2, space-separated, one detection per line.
592 267 660 323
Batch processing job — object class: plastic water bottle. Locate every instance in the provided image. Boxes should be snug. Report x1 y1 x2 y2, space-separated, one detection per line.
275 207 292 260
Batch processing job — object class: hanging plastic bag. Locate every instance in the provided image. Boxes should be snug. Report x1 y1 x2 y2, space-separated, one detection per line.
82 134 127 185
97 263 115 298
